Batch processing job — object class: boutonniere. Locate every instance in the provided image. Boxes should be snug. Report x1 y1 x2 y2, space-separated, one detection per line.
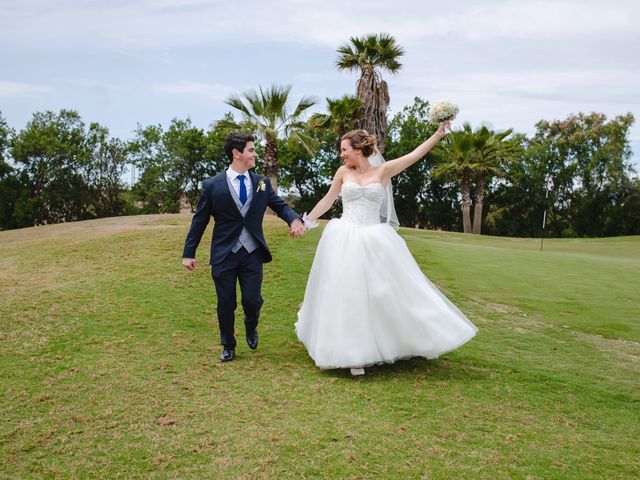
256 179 266 192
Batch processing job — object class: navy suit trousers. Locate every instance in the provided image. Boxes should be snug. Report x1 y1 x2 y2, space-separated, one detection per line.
211 247 265 349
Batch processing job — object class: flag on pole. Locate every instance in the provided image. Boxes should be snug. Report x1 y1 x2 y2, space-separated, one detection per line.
541 174 553 252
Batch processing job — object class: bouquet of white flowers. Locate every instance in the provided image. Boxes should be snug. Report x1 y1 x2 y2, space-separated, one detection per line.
429 100 459 123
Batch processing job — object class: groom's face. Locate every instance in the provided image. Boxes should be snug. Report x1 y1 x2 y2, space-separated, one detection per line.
235 141 257 170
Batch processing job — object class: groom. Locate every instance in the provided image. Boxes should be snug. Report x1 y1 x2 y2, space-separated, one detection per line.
182 132 306 362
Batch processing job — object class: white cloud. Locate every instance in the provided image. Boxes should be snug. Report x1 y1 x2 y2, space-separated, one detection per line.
74 80 130 91
150 82 235 102
399 69 640 103
2 0 638 50
0 81 54 97
1 0 638 147
409 1 638 40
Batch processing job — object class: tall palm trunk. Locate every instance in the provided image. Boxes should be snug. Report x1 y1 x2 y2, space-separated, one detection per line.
460 169 472 233
472 174 486 234
263 134 279 192
263 135 278 214
356 67 389 153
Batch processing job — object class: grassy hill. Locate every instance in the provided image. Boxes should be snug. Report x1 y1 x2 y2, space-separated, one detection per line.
1 215 638 479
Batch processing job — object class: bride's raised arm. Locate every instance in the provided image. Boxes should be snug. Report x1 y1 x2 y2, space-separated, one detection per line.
305 166 347 223
382 121 450 180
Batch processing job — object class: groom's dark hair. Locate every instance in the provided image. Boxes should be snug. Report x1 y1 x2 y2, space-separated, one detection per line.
224 132 255 161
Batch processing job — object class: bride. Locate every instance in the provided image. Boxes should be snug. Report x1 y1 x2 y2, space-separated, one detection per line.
296 122 477 376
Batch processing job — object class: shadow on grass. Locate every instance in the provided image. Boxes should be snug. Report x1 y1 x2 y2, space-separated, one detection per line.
312 356 488 382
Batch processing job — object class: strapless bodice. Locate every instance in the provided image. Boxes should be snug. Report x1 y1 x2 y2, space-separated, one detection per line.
340 181 385 226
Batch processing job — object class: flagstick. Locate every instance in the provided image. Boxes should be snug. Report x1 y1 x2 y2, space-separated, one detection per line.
540 187 549 252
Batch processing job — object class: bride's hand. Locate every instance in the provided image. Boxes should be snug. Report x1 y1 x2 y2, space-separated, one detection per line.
302 213 319 230
436 120 451 139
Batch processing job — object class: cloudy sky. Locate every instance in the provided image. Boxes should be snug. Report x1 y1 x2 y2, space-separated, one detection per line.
1 0 639 168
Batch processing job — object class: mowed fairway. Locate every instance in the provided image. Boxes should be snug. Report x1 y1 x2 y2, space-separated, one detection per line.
1 215 638 479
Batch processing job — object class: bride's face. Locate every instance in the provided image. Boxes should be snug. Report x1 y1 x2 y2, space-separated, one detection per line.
340 140 363 167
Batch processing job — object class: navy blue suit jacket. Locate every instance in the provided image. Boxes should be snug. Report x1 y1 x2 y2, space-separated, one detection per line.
182 171 300 266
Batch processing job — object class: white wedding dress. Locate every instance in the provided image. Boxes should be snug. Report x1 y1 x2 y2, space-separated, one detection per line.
295 181 478 369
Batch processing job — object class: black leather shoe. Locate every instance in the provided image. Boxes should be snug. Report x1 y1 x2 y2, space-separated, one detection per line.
220 348 235 362
246 331 259 350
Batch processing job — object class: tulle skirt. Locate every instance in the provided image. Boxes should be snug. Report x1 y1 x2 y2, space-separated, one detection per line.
295 219 478 369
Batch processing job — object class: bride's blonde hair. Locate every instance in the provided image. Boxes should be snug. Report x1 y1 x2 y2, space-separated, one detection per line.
341 129 377 157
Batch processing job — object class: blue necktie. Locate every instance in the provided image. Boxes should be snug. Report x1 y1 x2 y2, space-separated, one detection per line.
237 174 247 205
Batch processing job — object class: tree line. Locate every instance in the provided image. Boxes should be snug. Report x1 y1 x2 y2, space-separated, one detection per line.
1 34 638 236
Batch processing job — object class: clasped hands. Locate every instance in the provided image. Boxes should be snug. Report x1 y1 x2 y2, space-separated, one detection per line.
289 218 307 239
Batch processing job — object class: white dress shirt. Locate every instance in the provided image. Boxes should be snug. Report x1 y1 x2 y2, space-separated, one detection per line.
226 167 252 199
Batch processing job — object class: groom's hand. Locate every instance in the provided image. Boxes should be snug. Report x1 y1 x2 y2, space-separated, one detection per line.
182 258 196 270
289 219 306 239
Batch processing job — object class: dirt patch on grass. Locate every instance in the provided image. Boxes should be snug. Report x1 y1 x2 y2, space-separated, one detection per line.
0 214 290 245
471 295 640 368
0 214 193 245
572 331 640 364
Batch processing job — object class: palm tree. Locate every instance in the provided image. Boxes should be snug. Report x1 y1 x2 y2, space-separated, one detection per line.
434 123 519 234
224 84 316 194
310 95 362 155
336 33 404 153
433 124 475 233
467 126 519 234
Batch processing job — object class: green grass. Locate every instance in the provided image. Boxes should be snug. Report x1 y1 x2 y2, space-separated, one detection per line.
1 215 638 479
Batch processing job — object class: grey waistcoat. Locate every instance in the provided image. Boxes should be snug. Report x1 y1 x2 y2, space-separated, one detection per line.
226 174 260 254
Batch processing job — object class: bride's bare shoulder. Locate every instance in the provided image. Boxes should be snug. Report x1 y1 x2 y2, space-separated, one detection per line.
335 165 350 178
